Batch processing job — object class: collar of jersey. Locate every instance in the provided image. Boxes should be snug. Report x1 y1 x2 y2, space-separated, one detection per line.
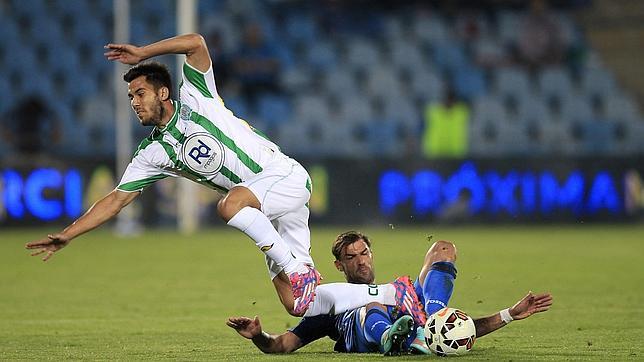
155 100 180 134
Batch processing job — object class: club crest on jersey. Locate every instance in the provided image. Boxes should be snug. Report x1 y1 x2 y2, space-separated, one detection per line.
180 104 192 120
181 132 225 176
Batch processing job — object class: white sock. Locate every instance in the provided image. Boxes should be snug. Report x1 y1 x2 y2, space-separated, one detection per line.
303 283 396 317
227 207 305 275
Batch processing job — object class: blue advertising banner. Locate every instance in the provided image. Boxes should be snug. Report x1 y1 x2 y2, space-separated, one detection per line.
2 158 643 226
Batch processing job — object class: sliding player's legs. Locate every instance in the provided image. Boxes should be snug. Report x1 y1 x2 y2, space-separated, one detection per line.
408 240 457 355
414 240 458 316
342 303 414 355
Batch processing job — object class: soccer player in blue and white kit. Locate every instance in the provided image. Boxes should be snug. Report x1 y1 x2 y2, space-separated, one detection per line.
25 34 418 318
228 231 553 355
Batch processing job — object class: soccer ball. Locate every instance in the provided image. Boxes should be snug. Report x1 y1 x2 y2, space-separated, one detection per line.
424 307 476 356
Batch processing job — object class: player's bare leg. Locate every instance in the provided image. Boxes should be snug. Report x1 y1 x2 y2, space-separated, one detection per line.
273 272 295 313
418 240 457 285
416 240 458 317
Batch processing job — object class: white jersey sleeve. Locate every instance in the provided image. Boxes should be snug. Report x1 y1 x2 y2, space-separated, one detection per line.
180 61 222 109
116 142 172 192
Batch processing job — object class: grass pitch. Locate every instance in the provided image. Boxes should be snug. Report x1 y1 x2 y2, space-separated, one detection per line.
1 224 643 360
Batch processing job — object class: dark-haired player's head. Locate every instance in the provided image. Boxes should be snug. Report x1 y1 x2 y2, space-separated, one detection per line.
123 62 173 126
332 231 375 284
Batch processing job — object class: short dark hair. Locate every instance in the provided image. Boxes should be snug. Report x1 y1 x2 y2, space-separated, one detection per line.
123 61 173 97
332 231 371 261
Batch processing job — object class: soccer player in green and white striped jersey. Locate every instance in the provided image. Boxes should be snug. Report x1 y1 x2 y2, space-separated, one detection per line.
26 33 408 318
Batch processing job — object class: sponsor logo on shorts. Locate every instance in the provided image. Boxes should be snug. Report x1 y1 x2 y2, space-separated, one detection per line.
181 132 225 176
427 299 447 308
261 243 274 252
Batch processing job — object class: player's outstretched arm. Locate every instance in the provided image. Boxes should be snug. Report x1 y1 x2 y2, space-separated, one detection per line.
25 190 139 261
474 291 553 338
226 316 303 354
104 33 211 72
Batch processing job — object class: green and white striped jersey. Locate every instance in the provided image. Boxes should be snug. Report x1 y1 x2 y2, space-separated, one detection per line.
117 62 281 194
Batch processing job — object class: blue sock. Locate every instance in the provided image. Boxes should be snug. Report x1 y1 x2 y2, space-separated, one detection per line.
364 307 392 344
423 261 457 316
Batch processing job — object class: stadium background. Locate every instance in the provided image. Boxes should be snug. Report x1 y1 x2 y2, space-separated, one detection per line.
1 0 643 227
1 0 644 360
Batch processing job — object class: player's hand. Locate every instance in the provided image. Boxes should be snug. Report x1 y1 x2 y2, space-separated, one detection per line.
104 43 145 65
25 233 71 261
509 291 553 320
226 316 262 339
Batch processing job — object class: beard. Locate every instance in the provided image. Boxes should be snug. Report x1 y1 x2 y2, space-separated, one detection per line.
347 267 375 284
138 99 164 126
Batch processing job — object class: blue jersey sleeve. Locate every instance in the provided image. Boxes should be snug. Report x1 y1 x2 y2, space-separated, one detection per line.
289 315 340 347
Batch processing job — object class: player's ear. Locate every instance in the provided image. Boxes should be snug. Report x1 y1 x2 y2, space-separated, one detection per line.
334 260 343 272
159 86 169 101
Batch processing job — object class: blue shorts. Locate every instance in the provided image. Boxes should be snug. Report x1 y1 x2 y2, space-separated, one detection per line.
340 307 375 353
413 277 425 311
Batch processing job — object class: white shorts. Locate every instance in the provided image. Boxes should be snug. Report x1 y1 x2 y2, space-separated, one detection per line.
238 154 313 279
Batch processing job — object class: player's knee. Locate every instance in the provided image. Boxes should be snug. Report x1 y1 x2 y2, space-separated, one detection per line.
286 306 300 317
217 188 258 222
426 240 457 264
216 197 236 221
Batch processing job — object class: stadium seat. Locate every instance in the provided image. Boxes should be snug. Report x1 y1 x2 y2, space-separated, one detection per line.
0 19 20 52
327 121 366 158
283 13 318 45
603 96 642 124
451 65 487 101
382 16 405 43
581 67 617 101
365 66 404 99
344 38 383 72
469 118 516 157
19 71 55 98
383 96 421 133
201 14 240 53
471 96 508 126
306 41 339 71
496 10 521 44
493 67 533 105
472 36 509 68
432 42 468 74
578 119 617 155
559 97 594 124
321 67 359 96
94 0 113 14
516 95 551 124
538 66 575 104
609 121 641 155
27 14 64 44
338 95 374 124
274 43 296 71
293 94 331 124
72 14 109 45
10 0 47 17
279 66 312 93
388 40 427 75
198 0 226 14
257 94 292 131
413 13 449 45
278 119 350 158
363 116 405 157
409 68 445 104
